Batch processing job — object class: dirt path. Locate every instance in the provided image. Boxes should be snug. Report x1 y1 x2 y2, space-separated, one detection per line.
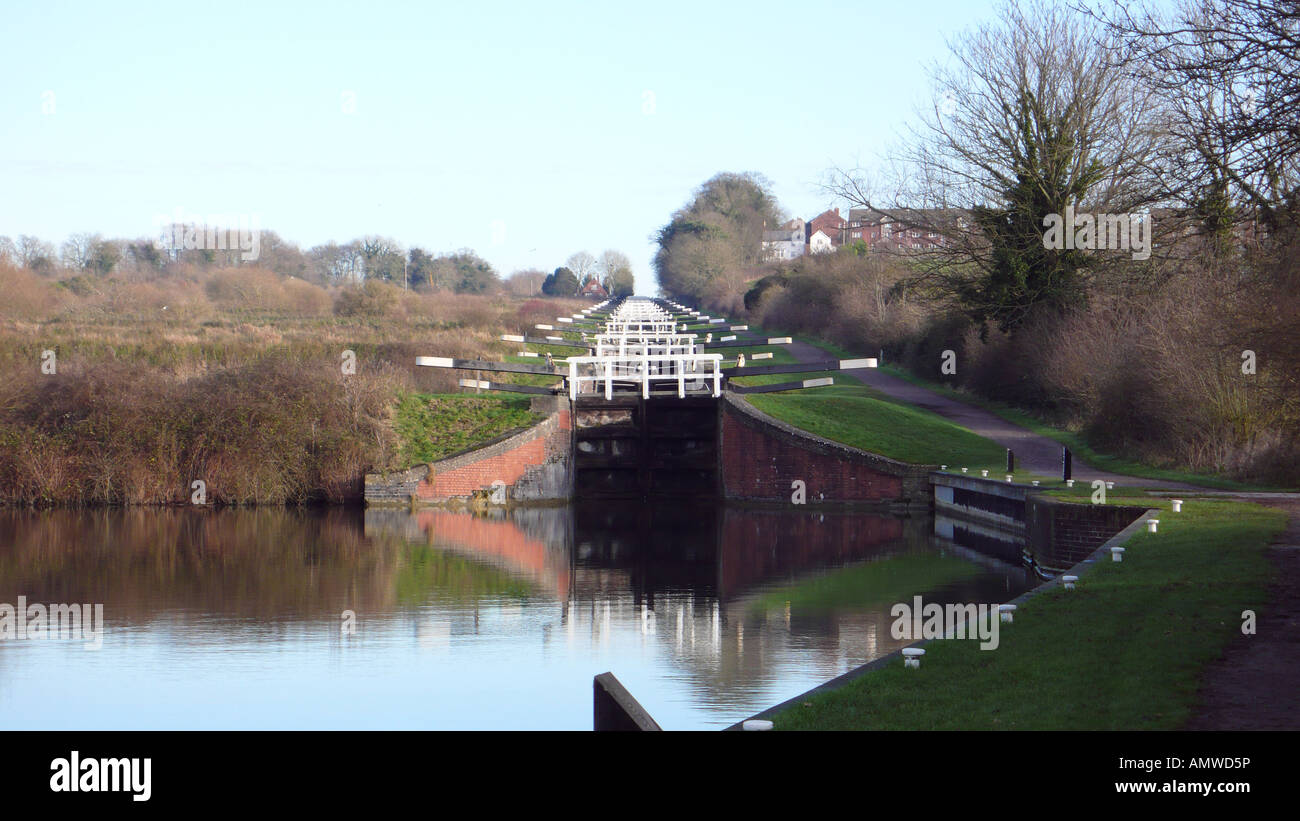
785 339 1202 490
1185 497 1300 730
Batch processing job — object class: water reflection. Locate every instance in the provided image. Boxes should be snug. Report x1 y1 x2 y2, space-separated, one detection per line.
0 504 1033 729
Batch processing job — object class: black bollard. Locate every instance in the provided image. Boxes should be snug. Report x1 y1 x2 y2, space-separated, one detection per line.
1006 449 1015 473
1062 447 1072 481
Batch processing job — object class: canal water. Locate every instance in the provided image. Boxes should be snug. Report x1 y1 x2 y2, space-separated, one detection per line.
0 504 1033 730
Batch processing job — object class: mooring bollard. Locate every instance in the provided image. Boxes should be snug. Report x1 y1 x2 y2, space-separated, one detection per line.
981 469 989 477
1111 546 1126 562
1031 480 1040 486
1066 479 1075 487
961 467 968 473
742 719 774 731
1062 575 1078 590
902 648 925 669
1147 518 1159 533
1106 481 1115 490
1006 474 1014 482
940 464 947 471
999 604 1017 624
1171 499 1183 513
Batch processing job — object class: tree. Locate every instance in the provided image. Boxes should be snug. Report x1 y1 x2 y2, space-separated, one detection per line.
504 268 549 296
826 0 1164 331
653 172 784 306
1092 0 1300 241
596 249 635 296
565 251 597 285
61 233 99 270
359 236 404 283
17 235 56 272
543 266 578 296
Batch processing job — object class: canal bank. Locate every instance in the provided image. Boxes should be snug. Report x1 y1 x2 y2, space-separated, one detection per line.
732 491 1287 730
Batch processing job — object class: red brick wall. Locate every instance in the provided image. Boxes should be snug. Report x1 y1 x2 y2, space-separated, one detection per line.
415 409 571 501
720 400 906 503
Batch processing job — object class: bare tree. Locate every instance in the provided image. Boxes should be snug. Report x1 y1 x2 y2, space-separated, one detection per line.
1086 0 1300 239
504 268 549 296
825 0 1168 330
565 251 597 285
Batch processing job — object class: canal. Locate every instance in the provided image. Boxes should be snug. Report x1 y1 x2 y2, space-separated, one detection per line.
0 504 1033 730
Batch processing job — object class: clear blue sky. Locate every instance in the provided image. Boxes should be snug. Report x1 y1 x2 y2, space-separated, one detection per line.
2 0 1001 293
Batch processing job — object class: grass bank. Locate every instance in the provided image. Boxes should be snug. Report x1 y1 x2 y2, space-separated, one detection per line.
773 493 1286 729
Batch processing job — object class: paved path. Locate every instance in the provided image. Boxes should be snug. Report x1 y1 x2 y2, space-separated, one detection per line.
785 339 1202 490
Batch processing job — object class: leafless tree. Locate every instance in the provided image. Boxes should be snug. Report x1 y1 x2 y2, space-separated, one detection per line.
825 0 1171 327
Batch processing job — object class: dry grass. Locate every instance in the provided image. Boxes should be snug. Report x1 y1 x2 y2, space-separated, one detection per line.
0 264 590 506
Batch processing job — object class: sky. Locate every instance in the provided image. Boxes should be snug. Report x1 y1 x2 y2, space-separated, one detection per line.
1 0 1004 293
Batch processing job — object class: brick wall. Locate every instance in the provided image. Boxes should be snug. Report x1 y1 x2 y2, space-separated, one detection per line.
1025 496 1149 570
718 393 932 507
365 399 573 506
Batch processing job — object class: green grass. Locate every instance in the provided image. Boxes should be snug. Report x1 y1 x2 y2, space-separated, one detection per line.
774 496 1286 730
393 392 542 465
747 552 982 614
747 392 1006 468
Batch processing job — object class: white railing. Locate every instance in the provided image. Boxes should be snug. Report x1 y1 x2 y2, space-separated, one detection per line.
568 354 723 399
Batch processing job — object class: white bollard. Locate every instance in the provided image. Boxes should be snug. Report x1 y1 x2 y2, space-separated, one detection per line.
902 648 926 669
742 719 774 731
1066 479 1075 487
999 604 1017 624
981 469 988 477
1147 519 1159 533
1031 480 1040 486
1171 499 1183 513
1106 481 1115 490
1111 546 1126 562
1006 474 1014 482
961 468 968 474
940 465 947 471
1062 575 1078 590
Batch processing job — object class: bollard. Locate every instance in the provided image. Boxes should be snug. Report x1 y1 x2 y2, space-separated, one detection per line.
999 604 1017 624
902 648 926 669
1031 480 1040 486
1006 449 1015 473
1171 499 1183 513
1106 481 1115 490
1006 474 1014 482
961 467 968 474
1147 518 1159 533
1066 479 1075 488
1062 446 1072 481
742 719 774 731
1062 575 1078 590
981 469 989 477
940 464 947 471
1111 546 1126 562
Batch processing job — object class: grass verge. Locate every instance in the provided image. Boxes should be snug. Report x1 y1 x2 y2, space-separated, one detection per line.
393 392 542 465
774 494 1286 729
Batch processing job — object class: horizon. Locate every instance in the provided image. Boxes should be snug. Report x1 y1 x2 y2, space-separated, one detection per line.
0 0 1010 294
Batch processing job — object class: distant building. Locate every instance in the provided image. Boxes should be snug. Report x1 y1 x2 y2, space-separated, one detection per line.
581 278 609 298
847 207 960 250
808 229 835 255
807 208 847 248
761 218 806 261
